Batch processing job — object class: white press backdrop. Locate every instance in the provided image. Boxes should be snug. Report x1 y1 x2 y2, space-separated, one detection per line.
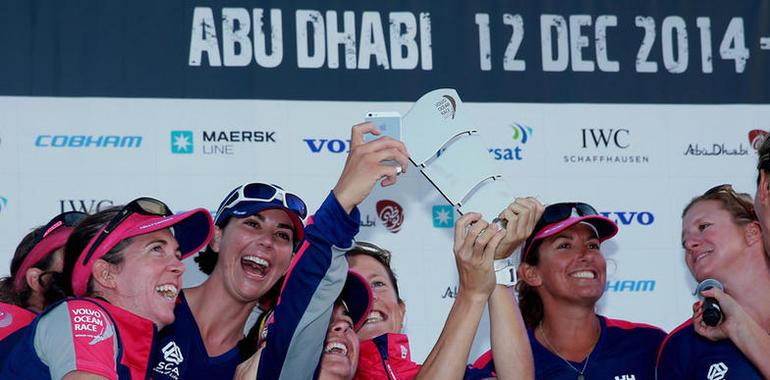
0 96 762 361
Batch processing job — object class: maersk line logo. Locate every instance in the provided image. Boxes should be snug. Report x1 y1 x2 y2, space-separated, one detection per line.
171 131 193 154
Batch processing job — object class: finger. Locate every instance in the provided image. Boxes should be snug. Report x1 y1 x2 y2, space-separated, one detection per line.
379 165 403 187
500 208 518 235
454 213 482 248
371 148 410 170
363 136 409 158
482 229 507 262
350 122 380 146
468 220 491 257
472 221 499 260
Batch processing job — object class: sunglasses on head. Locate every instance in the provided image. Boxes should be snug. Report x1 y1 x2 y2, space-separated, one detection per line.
81 197 172 265
703 184 755 219
31 211 88 247
215 183 308 223
524 202 601 251
353 242 392 267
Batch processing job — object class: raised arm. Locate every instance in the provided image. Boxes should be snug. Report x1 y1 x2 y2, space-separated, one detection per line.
416 213 504 379
237 122 409 380
487 198 542 380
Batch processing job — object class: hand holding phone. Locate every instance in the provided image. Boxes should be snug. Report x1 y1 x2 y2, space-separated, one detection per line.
364 112 401 143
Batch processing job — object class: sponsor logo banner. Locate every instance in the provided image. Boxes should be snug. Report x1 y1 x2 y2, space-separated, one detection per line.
171 130 277 155
376 200 404 233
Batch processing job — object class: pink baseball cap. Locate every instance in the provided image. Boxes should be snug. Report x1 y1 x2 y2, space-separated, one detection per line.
521 202 618 263
71 198 213 297
14 211 88 292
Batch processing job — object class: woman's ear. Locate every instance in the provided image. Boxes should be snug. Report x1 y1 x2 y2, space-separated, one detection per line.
744 221 763 247
397 301 406 331
91 259 118 290
210 226 223 253
519 263 543 287
24 268 44 292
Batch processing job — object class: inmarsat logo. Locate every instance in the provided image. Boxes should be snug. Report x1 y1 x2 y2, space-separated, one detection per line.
489 123 532 161
162 341 184 365
376 200 404 233
0 196 6 215
171 131 194 154
707 362 728 380
435 95 457 120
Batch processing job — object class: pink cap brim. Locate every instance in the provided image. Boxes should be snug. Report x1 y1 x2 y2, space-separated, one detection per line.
522 215 618 262
14 227 73 292
72 208 213 297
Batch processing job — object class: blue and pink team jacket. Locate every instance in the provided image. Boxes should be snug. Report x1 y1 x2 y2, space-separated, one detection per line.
468 316 665 380
656 320 763 379
0 302 37 368
0 297 157 379
153 191 360 380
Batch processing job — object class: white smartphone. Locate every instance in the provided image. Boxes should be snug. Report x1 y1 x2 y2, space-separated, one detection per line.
364 112 401 143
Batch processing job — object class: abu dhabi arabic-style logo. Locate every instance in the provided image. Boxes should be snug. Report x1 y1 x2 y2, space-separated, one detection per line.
376 200 404 233
171 131 194 154
749 129 768 151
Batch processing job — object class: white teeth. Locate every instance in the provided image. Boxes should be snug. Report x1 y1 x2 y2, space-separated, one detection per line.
570 271 596 279
694 251 712 263
243 256 269 268
155 284 179 299
366 311 384 323
325 342 348 355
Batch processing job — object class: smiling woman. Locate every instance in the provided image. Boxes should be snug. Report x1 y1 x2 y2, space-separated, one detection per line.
0 198 214 379
656 185 770 379
471 202 666 380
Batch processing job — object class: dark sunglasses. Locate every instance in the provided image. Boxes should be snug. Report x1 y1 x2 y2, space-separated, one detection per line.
31 211 89 247
524 202 601 251
703 184 755 219
81 197 172 265
215 183 308 223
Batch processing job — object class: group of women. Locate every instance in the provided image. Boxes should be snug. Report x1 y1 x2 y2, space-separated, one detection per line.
0 121 768 379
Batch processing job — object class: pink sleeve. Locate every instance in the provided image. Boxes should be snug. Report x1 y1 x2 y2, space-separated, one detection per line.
34 299 118 380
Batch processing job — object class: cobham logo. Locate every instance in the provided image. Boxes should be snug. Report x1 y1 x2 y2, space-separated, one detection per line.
376 200 404 233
